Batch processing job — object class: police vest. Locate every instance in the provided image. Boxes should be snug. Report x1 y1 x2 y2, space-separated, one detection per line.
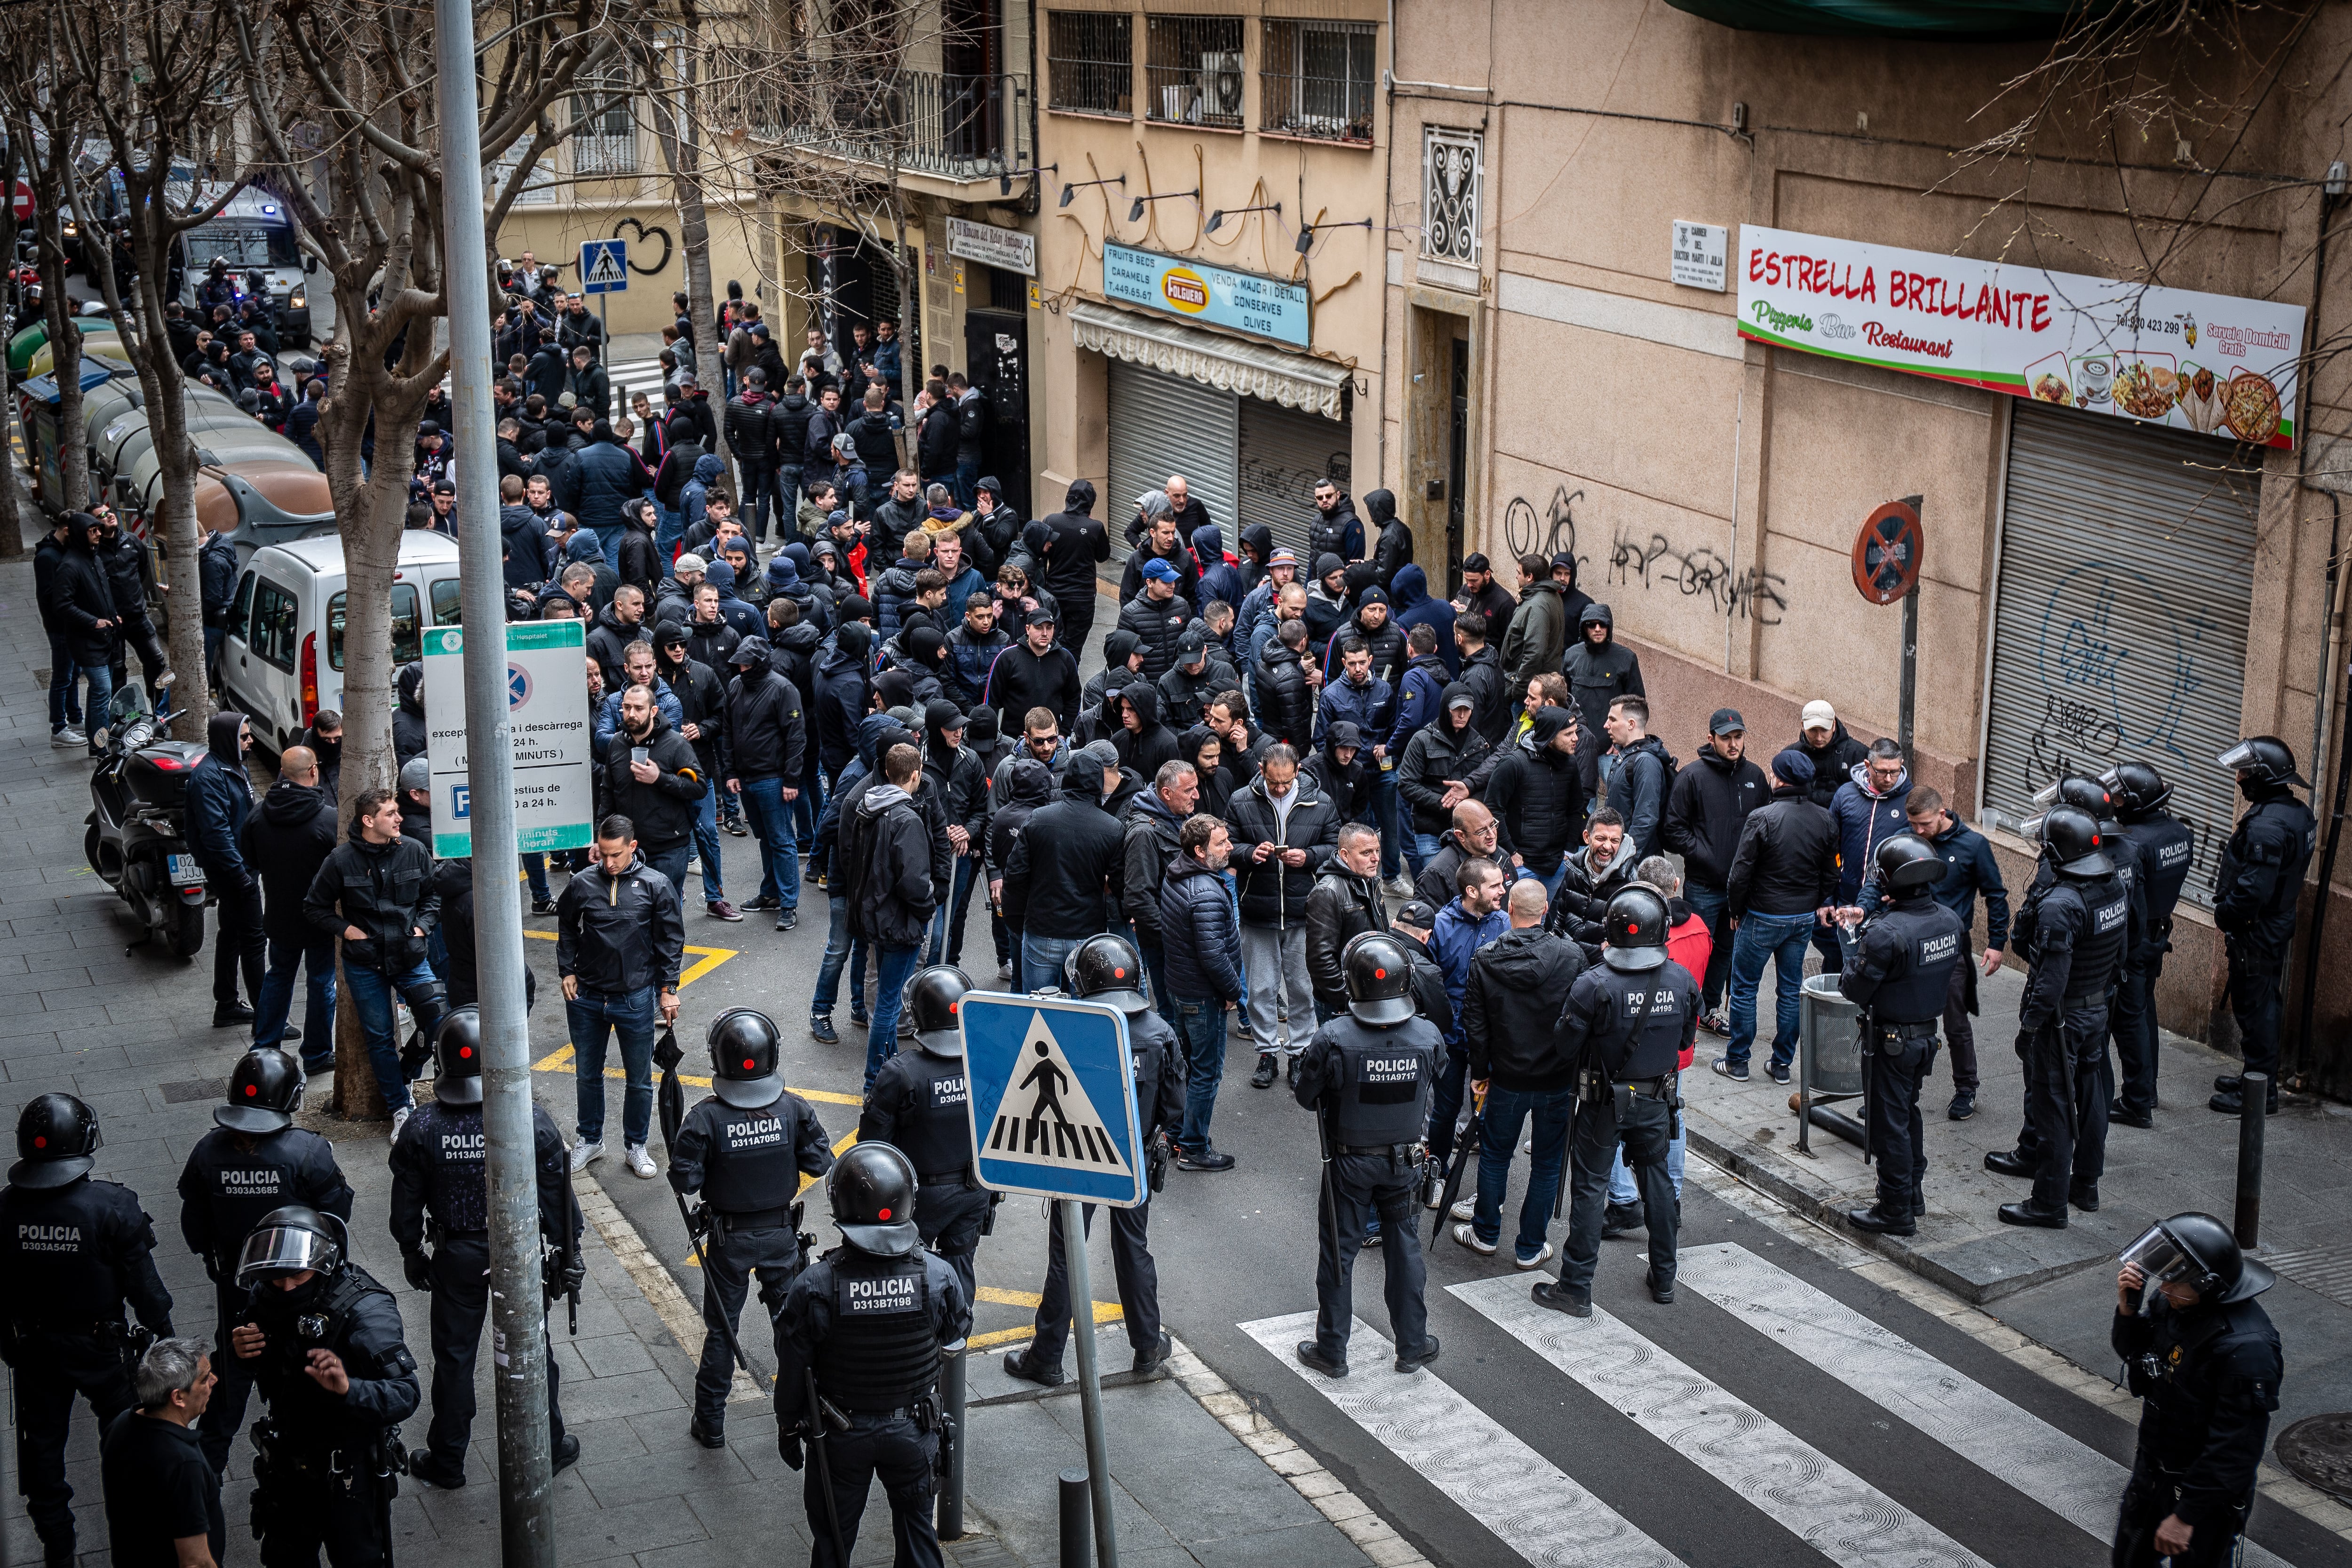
877 1053 972 1180
2217 797 2318 921
2137 1298 2283 1483
1860 899 1965 1024
2120 813 2196 928
0 1179 140 1328
248 1266 403 1437
700 1102 804 1215
187 1129 326 1269
815 1252 938 1412
1321 1015 1436 1147
2058 876 2130 999
1128 1010 1178 1132
410 1104 488 1233
1589 968 1692 1081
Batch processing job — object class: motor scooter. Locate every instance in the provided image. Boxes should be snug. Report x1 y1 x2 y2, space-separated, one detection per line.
83 689 210 957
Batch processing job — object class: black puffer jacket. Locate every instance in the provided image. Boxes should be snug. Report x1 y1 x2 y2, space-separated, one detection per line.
1662 743 1768 891
1462 927 1585 1091
723 637 807 780
1726 784 1841 919
1795 719 1871 809
241 778 340 942
1224 771 1340 928
1253 641 1315 752
1397 695 1493 836
1482 707 1586 875
304 825 441 975
1121 789 1188 947
1002 777 1126 939
604 713 705 851
1118 589 1193 681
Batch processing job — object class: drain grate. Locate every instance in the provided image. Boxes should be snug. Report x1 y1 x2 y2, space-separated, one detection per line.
160 1078 225 1104
2259 1246 2352 1310
2276 1412 2352 1503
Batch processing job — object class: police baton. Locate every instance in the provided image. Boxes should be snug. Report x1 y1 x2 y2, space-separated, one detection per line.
803 1367 851 1567
653 1026 752 1378
1431 1089 1484 1246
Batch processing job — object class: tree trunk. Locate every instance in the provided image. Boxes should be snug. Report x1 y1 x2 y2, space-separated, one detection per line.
0 146 27 560
644 24 723 466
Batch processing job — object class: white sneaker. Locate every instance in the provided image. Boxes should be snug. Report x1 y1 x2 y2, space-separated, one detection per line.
570 1139 604 1173
1448 1196 1477 1221
625 1143 657 1179
1514 1241 1555 1271
1452 1223 1496 1255
388 1106 411 1144
1381 876 1414 898
52 727 85 747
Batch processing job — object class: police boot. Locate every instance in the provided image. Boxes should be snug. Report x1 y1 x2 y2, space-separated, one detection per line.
1982 1148 2034 1179
1600 1202 1645 1239
409 1448 468 1489
36 1527 73 1568
1294 1341 1348 1378
2068 1183 2099 1212
1644 1268 1675 1305
1530 1281 1592 1317
1996 1200 2068 1229
2209 1085 2279 1116
688 1415 725 1449
1847 1203 1916 1237
1001 1346 1065 1387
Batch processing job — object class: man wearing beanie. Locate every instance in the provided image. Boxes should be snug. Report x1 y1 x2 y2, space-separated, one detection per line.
1715 747 1841 1083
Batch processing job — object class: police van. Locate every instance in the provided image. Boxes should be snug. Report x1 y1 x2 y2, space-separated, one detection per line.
170 187 315 347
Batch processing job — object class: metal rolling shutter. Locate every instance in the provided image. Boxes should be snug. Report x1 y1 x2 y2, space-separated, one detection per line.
1981 403 2261 908
1106 360 1238 562
1239 396 1353 566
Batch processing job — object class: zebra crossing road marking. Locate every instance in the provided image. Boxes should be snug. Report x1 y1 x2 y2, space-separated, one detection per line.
1674 1243 2297 1568
1237 1310 1683 1568
1450 1273 1995 1568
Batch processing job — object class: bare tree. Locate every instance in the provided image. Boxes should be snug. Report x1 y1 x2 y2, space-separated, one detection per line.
0 26 94 522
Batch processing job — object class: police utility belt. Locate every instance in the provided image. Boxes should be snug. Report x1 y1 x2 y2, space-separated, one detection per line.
1335 1140 1426 1159
1575 1070 1675 1102
1866 1018 1939 1051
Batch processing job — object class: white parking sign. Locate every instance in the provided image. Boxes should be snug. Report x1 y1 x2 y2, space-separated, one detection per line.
421 620 594 857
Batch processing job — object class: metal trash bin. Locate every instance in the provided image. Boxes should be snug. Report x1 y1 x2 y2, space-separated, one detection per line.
1800 974 1864 1096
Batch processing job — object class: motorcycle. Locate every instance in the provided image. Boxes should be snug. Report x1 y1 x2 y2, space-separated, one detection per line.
84 689 210 958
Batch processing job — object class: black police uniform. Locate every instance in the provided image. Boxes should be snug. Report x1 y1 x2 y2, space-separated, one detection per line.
775 1245 972 1568
2113 806 2195 1117
1020 1006 1183 1374
2009 866 2134 1212
2213 782 2316 1103
2112 1294 2283 1564
858 1051 988 1308
0 1173 174 1557
1554 959 1699 1299
388 1097 577 1473
178 1124 354 1473
1292 1011 1439 1366
239 1263 419 1567
1837 893 1963 1220
670 1089 834 1429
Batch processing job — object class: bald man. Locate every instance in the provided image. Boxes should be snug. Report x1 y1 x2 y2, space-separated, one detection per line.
1416 798 1512 911
244 745 343 1069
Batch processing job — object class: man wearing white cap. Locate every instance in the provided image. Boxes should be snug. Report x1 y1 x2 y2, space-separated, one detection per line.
1793 698 1870 974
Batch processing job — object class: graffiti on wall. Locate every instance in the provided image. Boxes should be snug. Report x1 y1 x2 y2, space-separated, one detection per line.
1605 523 1790 626
1502 485 1581 568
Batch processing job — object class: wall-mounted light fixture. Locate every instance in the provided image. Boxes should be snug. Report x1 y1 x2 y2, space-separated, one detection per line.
1205 202 1280 235
1059 174 1127 209
1295 218 1374 255
1128 187 1201 224
998 162 1059 197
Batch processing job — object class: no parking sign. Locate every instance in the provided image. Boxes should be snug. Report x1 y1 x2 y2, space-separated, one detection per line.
421 619 594 857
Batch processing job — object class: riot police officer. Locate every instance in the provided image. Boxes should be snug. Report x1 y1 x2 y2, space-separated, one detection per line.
1291 931 1442 1377
177 1047 354 1474
1 1093 175 1568
1002 935 1184 1386
231 1204 419 1566
389 1006 581 1485
858 967 992 1307
1838 836 1964 1236
2211 737 2316 1116
671 1007 836 1449
1537 886 1698 1317
774 1142 972 1568
1986 805 2134 1226
2105 761 2194 1125
2112 1212 2283 1565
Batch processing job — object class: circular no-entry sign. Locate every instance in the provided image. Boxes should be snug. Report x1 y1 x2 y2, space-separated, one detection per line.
1852 498 1924 605
10 182 32 223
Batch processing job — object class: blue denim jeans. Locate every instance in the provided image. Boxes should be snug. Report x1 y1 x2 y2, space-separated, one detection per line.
776 467 804 545
1410 830 1445 871
254 933 337 1070
47 634 81 731
737 776 801 911
73 662 113 752
1726 911 1816 1070
344 958 444 1114
953 459 980 512
568 984 658 1146
1534 860 1568 901
1684 882 1731 1011
522 853 551 903
1473 1085 1574 1259
866 942 924 1090
1022 933 1084 995
924 857 978 966
691 783 725 903
1610 1074 1687 1203
1174 997 1229 1150
655 507 684 568
648 843 693 906
812 892 868 1018
794 753 824 852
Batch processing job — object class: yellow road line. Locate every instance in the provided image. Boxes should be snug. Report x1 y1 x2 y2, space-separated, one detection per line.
520 928 736 988
681 1131 860 1266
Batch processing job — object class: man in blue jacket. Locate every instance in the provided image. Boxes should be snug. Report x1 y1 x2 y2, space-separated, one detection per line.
1426 859 1510 1171
186 711 264 1029
1825 737 1913 973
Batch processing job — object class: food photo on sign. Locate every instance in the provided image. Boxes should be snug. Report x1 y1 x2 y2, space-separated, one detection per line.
1736 224 2304 449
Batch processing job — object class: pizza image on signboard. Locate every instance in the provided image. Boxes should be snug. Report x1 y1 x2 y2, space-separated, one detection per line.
2222 371 2282 444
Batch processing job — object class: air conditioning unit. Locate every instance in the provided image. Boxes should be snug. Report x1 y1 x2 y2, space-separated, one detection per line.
1198 52 1245 119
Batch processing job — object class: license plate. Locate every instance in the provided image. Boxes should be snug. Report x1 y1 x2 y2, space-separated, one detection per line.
166 855 206 887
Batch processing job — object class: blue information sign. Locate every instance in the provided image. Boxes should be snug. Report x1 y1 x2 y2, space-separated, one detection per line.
959 994 1145 1207
580 238 629 295
1103 242 1310 348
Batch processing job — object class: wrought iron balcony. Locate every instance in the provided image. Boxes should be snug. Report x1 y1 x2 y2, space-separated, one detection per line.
770 69 1034 182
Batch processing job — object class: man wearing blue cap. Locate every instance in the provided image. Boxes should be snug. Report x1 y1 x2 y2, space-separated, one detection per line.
1714 748 1841 1083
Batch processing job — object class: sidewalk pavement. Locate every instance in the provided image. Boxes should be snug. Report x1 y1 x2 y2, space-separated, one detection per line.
1681 955 2352 1432
0 544 1374 1568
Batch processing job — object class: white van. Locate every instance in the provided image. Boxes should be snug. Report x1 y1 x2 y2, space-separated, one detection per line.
222 532 464 755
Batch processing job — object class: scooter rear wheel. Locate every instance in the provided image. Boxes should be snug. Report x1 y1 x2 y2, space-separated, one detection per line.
166 899 206 959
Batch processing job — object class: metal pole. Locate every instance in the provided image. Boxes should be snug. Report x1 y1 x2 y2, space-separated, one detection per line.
1060 1200 1120 1568
1898 585 1919 771
937 1346 968 1538
1057 1467 1092 1568
434 4 556 1560
2234 1071 2268 1248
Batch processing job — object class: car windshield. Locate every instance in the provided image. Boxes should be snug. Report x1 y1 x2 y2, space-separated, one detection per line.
186 222 300 270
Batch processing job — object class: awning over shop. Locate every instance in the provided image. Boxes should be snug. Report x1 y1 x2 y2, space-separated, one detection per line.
1662 0 2115 40
1070 300 1347 421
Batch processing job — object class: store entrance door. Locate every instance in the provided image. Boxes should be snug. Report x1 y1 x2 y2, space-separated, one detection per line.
964 307 1032 516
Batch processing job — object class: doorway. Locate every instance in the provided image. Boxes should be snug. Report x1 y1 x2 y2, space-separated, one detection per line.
964 298 1032 515
1406 302 1474 593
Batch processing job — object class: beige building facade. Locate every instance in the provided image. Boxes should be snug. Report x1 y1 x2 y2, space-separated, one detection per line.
1381 0 2352 1092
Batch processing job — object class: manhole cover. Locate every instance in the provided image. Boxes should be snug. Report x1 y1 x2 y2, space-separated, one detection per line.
2276 1412 2352 1501
160 1078 225 1105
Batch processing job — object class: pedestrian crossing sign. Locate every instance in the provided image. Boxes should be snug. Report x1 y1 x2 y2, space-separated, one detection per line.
580 238 628 295
960 994 1145 1207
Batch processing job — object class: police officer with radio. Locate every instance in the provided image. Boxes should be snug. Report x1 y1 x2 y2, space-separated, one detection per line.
1291 931 1442 1378
1003 936 1183 1386
670 1007 836 1449
231 1204 420 1567
1837 837 1964 1236
1537 886 1698 1317
1986 805 2135 1227
178 1048 354 1474
2211 737 2317 1117
2105 762 2194 1126
2112 1212 2284 1566
390 1006 582 1486
774 1142 972 1568
858 966 991 1307
2 1093 175 1568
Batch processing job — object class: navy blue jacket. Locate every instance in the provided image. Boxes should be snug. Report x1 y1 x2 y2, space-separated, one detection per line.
1828 761 1913 903
185 713 254 879
1160 853 1243 1002
1389 565 1459 677
1856 812 2013 954
550 433 649 538
1314 670 1394 751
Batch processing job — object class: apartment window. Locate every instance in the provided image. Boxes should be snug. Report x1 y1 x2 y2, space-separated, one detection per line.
1047 12 1133 117
1146 16 1246 130
571 63 639 175
1422 126 1481 266
1260 19 1375 143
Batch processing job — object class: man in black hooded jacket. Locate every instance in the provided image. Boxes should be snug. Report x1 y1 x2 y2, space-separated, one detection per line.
723 636 807 930
1038 480 1111 654
1112 687 1182 780
243 744 341 1069
1483 707 1586 894
186 711 265 1028
1364 488 1412 590
920 700 990 966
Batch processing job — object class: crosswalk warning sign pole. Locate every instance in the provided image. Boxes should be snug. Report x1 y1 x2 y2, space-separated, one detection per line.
1060 1197 1120 1568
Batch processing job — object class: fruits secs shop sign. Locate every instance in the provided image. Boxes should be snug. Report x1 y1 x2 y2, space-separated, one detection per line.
1737 224 2304 449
